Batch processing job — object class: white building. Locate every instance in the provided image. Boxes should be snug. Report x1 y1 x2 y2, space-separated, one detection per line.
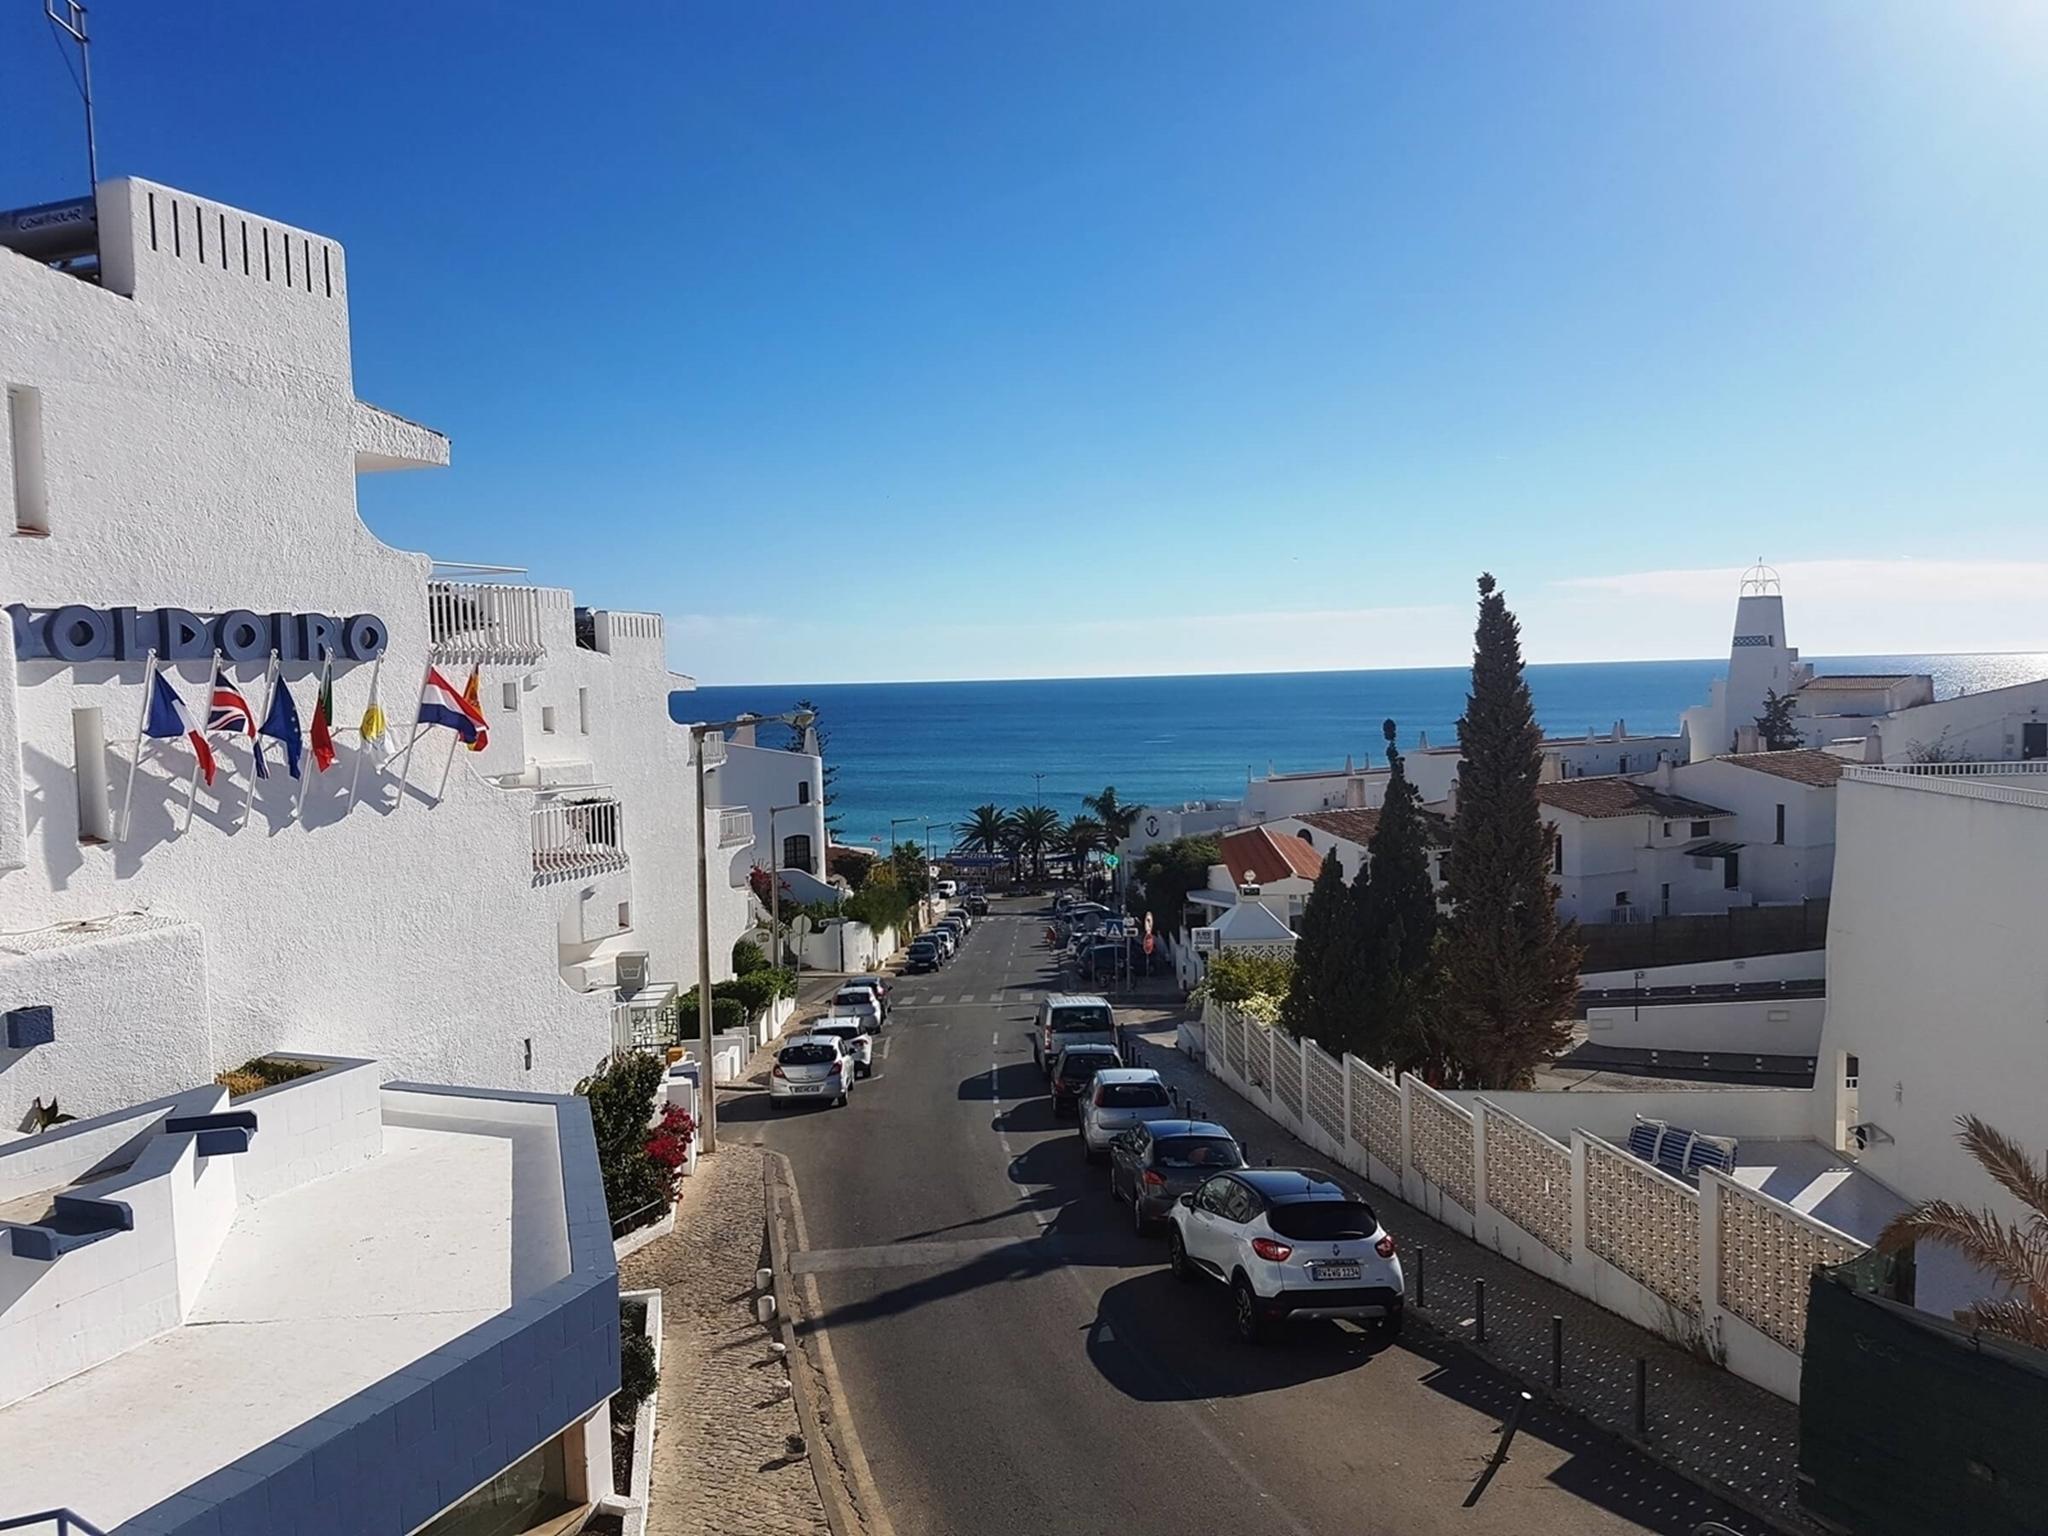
0 176 752 1131
701 715 828 890
1265 807 1451 890
1536 771 1744 924
0 1056 623 1534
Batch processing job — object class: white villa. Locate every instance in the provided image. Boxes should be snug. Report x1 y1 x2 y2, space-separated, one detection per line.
0 176 758 1132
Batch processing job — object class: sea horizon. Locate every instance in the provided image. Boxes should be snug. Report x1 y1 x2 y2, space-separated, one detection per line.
690 650 2048 850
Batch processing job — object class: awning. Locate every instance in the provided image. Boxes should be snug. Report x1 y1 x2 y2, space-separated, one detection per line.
1683 840 1745 859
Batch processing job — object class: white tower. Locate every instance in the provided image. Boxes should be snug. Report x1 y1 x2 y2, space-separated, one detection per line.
1682 561 1811 759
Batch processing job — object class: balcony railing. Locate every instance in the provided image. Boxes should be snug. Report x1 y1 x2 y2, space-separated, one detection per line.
718 807 754 848
1844 762 2048 810
428 579 569 666
695 732 727 769
533 797 628 878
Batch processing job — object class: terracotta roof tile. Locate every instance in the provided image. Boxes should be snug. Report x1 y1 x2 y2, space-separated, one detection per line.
1714 749 1846 787
1534 778 1732 821
1218 825 1327 884
1295 808 1452 848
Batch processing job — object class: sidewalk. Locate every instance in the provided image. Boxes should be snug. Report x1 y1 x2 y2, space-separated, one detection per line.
620 1141 830 1536
1125 1018 1817 1535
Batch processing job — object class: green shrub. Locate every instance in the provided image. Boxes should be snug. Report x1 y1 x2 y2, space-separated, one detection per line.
722 971 779 1017
714 996 744 1035
217 1056 323 1098
765 966 797 999
614 1305 659 1427
575 1053 668 1228
731 938 768 975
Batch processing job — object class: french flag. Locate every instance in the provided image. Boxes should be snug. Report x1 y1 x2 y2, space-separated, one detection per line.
417 666 486 744
145 671 217 787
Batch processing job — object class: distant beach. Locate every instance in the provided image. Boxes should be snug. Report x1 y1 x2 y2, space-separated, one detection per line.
690 653 2048 850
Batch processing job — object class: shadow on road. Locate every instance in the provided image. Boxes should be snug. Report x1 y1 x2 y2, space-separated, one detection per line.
957 1061 1044 1101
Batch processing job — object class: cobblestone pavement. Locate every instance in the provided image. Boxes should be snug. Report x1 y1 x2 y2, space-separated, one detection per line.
1124 1017 1814 1536
621 1140 831 1536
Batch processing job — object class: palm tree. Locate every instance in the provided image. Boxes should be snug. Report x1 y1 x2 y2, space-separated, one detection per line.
1082 786 1142 844
1878 1116 2048 1348
1063 815 1107 875
998 822 1027 884
955 803 1012 857
1010 804 1061 881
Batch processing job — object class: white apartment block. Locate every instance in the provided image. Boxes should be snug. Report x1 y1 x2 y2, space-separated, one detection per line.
0 177 753 1131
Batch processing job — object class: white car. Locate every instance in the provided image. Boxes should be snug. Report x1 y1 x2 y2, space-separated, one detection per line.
1167 1168 1404 1342
807 1019 874 1079
928 927 957 960
936 879 959 898
769 1035 855 1109
1078 1068 1175 1163
827 989 884 1032
838 973 892 1021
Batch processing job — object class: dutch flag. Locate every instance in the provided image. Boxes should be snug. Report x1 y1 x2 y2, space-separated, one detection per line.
145 671 217 787
417 666 486 744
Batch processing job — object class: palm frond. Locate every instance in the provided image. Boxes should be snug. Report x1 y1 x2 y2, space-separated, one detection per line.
1957 1116 2048 1221
1953 1296 2048 1351
1879 1200 2048 1306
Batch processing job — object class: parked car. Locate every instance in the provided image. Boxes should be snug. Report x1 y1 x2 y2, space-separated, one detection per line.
828 988 884 1032
1078 1068 1175 1163
1108 1120 1244 1233
1033 993 1116 1075
905 939 940 974
1049 1043 1122 1117
929 927 957 960
837 973 891 1020
965 892 990 916
770 1035 856 1109
1167 1169 1403 1342
936 879 959 898
807 1019 874 1079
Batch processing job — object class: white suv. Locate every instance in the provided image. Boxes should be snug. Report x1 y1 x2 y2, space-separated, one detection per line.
1167 1168 1404 1342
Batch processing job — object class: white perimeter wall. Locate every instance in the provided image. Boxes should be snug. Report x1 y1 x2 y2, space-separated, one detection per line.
1582 949 1825 990
1583 996 1826 1056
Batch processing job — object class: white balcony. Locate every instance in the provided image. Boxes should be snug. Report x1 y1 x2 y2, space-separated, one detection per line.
718 807 754 848
428 577 570 666
695 732 727 769
532 797 627 879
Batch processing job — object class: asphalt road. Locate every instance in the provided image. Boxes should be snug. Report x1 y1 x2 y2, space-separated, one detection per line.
721 899 1761 1536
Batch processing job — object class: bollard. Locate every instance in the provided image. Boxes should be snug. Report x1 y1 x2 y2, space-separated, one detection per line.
1633 1357 1648 1434
1475 1279 1486 1344
1415 1246 1427 1308
1551 1315 1564 1388
756 1294 778 1325
756 1267 774 1294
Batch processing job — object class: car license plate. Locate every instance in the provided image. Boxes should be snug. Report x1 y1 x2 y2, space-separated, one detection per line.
1310 1262 1361 1282
791 1085 821 1095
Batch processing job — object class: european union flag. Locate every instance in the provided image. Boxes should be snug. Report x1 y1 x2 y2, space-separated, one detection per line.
255 678 304 780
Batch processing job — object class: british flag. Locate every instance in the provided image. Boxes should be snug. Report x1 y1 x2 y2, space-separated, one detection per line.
206 662 256 738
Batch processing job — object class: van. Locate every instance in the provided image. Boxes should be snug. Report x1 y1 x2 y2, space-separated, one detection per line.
1033 993 1116 1075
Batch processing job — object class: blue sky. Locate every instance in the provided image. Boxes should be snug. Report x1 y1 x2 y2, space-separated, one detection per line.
6 3 2046 682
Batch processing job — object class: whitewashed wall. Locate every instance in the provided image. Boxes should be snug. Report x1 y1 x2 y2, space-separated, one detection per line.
1582 997 1826 1057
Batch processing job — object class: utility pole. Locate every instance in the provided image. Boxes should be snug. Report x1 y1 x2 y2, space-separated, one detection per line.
45 3 99 189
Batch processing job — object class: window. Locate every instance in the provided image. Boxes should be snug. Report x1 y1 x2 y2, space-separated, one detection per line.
1662 821 1674 838
577 686 590 734
8 385 48 534
1298 827 1312 843
617 900 632 929
1844 1053 1860 1089
1614 891 1629 908
1660 882 1671 917
1689 819 1710 837
501 681 518 711
1723 852 1740 889
1553 835 1564 874
1774 803 1786 845
1154 1136 1241 1170
540 705 557 734
1097 1083 1170 1109
72 707 110 843
783 833 813 873
797 781 811 805
1617 755 1629 773
1267 1200 1378 1240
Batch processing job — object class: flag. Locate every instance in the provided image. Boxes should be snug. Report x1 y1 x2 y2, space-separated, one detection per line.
206 663 256 739
256 676 304 780
145 671 217 787
309 661 337 773
417 666 486 744
461 665 489 753
358 688 389 761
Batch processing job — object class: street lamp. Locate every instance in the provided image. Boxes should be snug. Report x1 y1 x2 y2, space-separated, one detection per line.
690 708 813 1156
767 800 809 954
1033 771 1044 807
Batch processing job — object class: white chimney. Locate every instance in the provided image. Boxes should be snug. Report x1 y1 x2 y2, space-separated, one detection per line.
1657 758 1676 792
732 721 756 748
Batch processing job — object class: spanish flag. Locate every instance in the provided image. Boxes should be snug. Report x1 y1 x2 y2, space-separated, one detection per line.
462 665 490 752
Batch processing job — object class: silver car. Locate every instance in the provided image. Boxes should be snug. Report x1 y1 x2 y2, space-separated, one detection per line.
1077 1068 1175 1163
769 1035 854 1109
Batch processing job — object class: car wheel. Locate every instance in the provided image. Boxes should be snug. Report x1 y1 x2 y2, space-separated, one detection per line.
1232 1278 1268 1344
835 1090 849 1107
1167 1228 1196 1282
1132 1194 1151 1235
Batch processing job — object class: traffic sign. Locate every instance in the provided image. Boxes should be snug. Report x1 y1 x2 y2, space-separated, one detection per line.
1103 854 1120 869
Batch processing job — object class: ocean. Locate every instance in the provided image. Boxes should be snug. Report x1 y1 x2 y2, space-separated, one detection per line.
690 653 2048 850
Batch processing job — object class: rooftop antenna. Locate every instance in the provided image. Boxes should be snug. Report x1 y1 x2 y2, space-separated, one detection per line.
45 1 99 188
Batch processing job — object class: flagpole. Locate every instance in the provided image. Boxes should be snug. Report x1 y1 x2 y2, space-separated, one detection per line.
346 654 384 813
180 650 220 836
391 659 435 812
242 651 279 829
292 656 327 822
116 650 160 845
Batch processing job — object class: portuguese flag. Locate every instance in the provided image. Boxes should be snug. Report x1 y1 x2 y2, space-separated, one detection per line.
309 659 338 772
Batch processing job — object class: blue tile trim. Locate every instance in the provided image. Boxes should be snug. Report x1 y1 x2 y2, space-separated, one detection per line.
119 1086 620 1536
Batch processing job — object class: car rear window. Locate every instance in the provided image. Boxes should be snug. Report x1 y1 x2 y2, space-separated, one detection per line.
1155 1136 1241 1169
779 1043 836 1066
1058 1052 1116 1081
1050 1005 1112 1032
1097 1084 1170 1109
833 993 870 1007
1266 1200 1378 1241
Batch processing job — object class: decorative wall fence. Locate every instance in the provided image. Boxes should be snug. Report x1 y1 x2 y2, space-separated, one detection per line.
1200 999 1861 1402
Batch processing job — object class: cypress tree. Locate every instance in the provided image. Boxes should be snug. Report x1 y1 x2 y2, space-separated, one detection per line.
1279 848 1345 1046
1319 852 1376 1062
1364 719 1443 1074
1442 574 1583 1088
